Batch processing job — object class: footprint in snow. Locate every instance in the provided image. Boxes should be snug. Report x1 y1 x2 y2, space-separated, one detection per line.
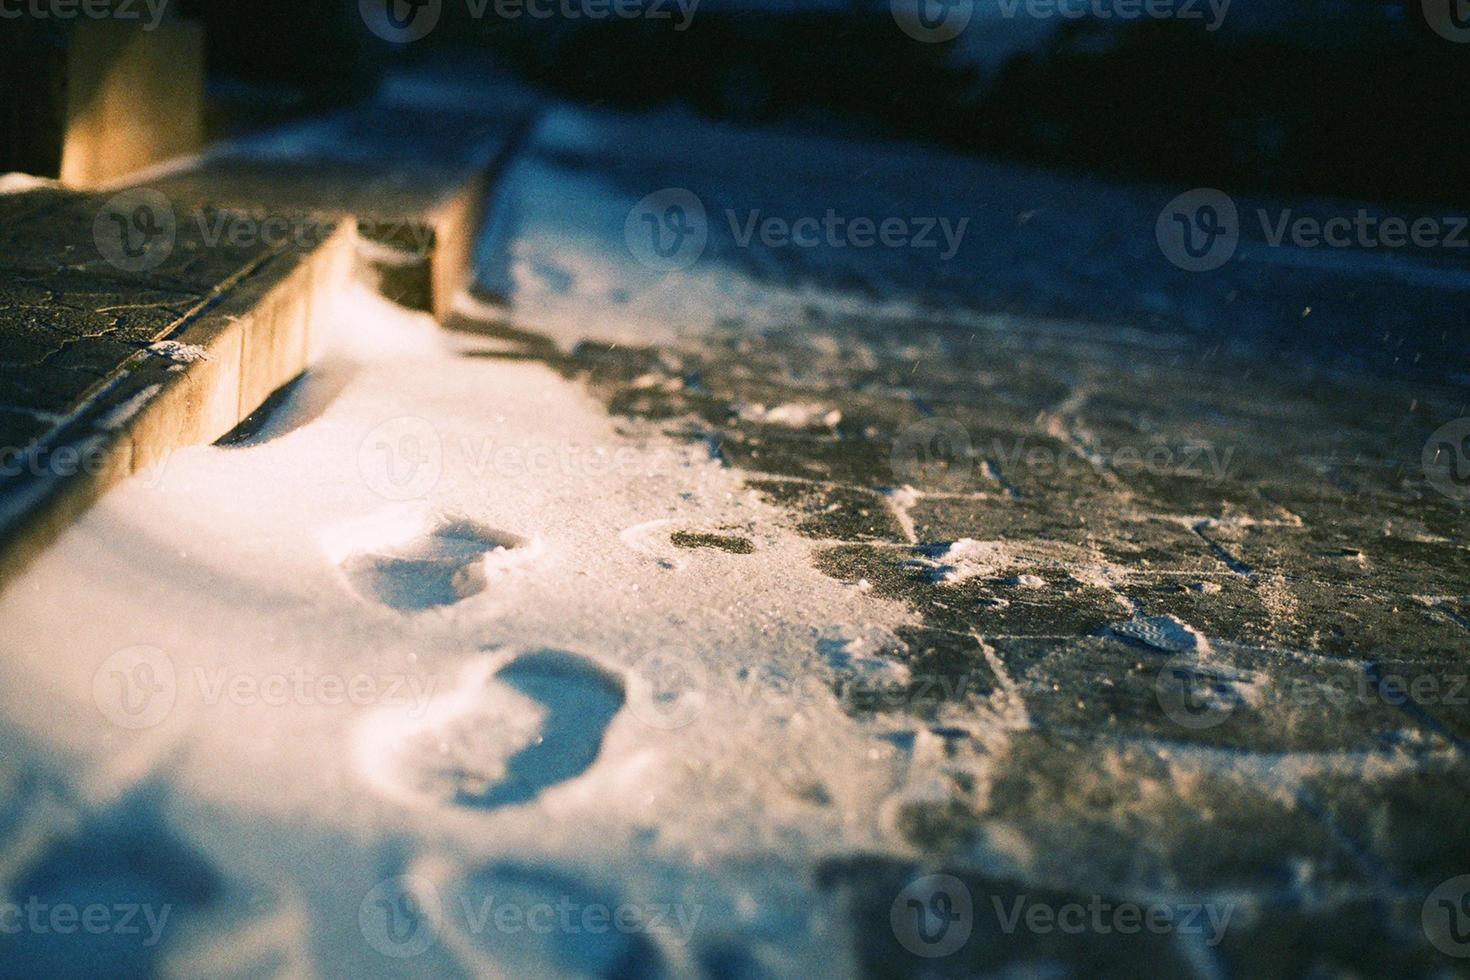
338 516 530 612
354 650 625 811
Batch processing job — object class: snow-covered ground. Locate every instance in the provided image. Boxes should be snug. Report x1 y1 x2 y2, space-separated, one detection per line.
4 79 1465 977
0 283 1012 976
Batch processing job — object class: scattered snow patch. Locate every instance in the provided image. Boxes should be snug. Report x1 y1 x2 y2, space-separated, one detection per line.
738 402 841 429
0 172 58 194
935 538 1014 583
1108 614 1211 654
148 341 210 364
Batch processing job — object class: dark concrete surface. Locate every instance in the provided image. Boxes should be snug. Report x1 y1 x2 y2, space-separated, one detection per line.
462 101 1470 976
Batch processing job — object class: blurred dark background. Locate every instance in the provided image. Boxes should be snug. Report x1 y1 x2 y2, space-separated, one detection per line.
162 0 1470 209
3 0 1467 207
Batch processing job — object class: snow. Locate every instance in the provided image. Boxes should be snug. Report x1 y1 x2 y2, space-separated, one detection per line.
0 285 935 976
736 402 842 430
925 537 1017 584
471 107 960 353
148 341 211 364
0 172 60 194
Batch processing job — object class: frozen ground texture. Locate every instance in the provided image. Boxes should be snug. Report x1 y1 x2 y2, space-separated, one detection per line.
2 93 1469 978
